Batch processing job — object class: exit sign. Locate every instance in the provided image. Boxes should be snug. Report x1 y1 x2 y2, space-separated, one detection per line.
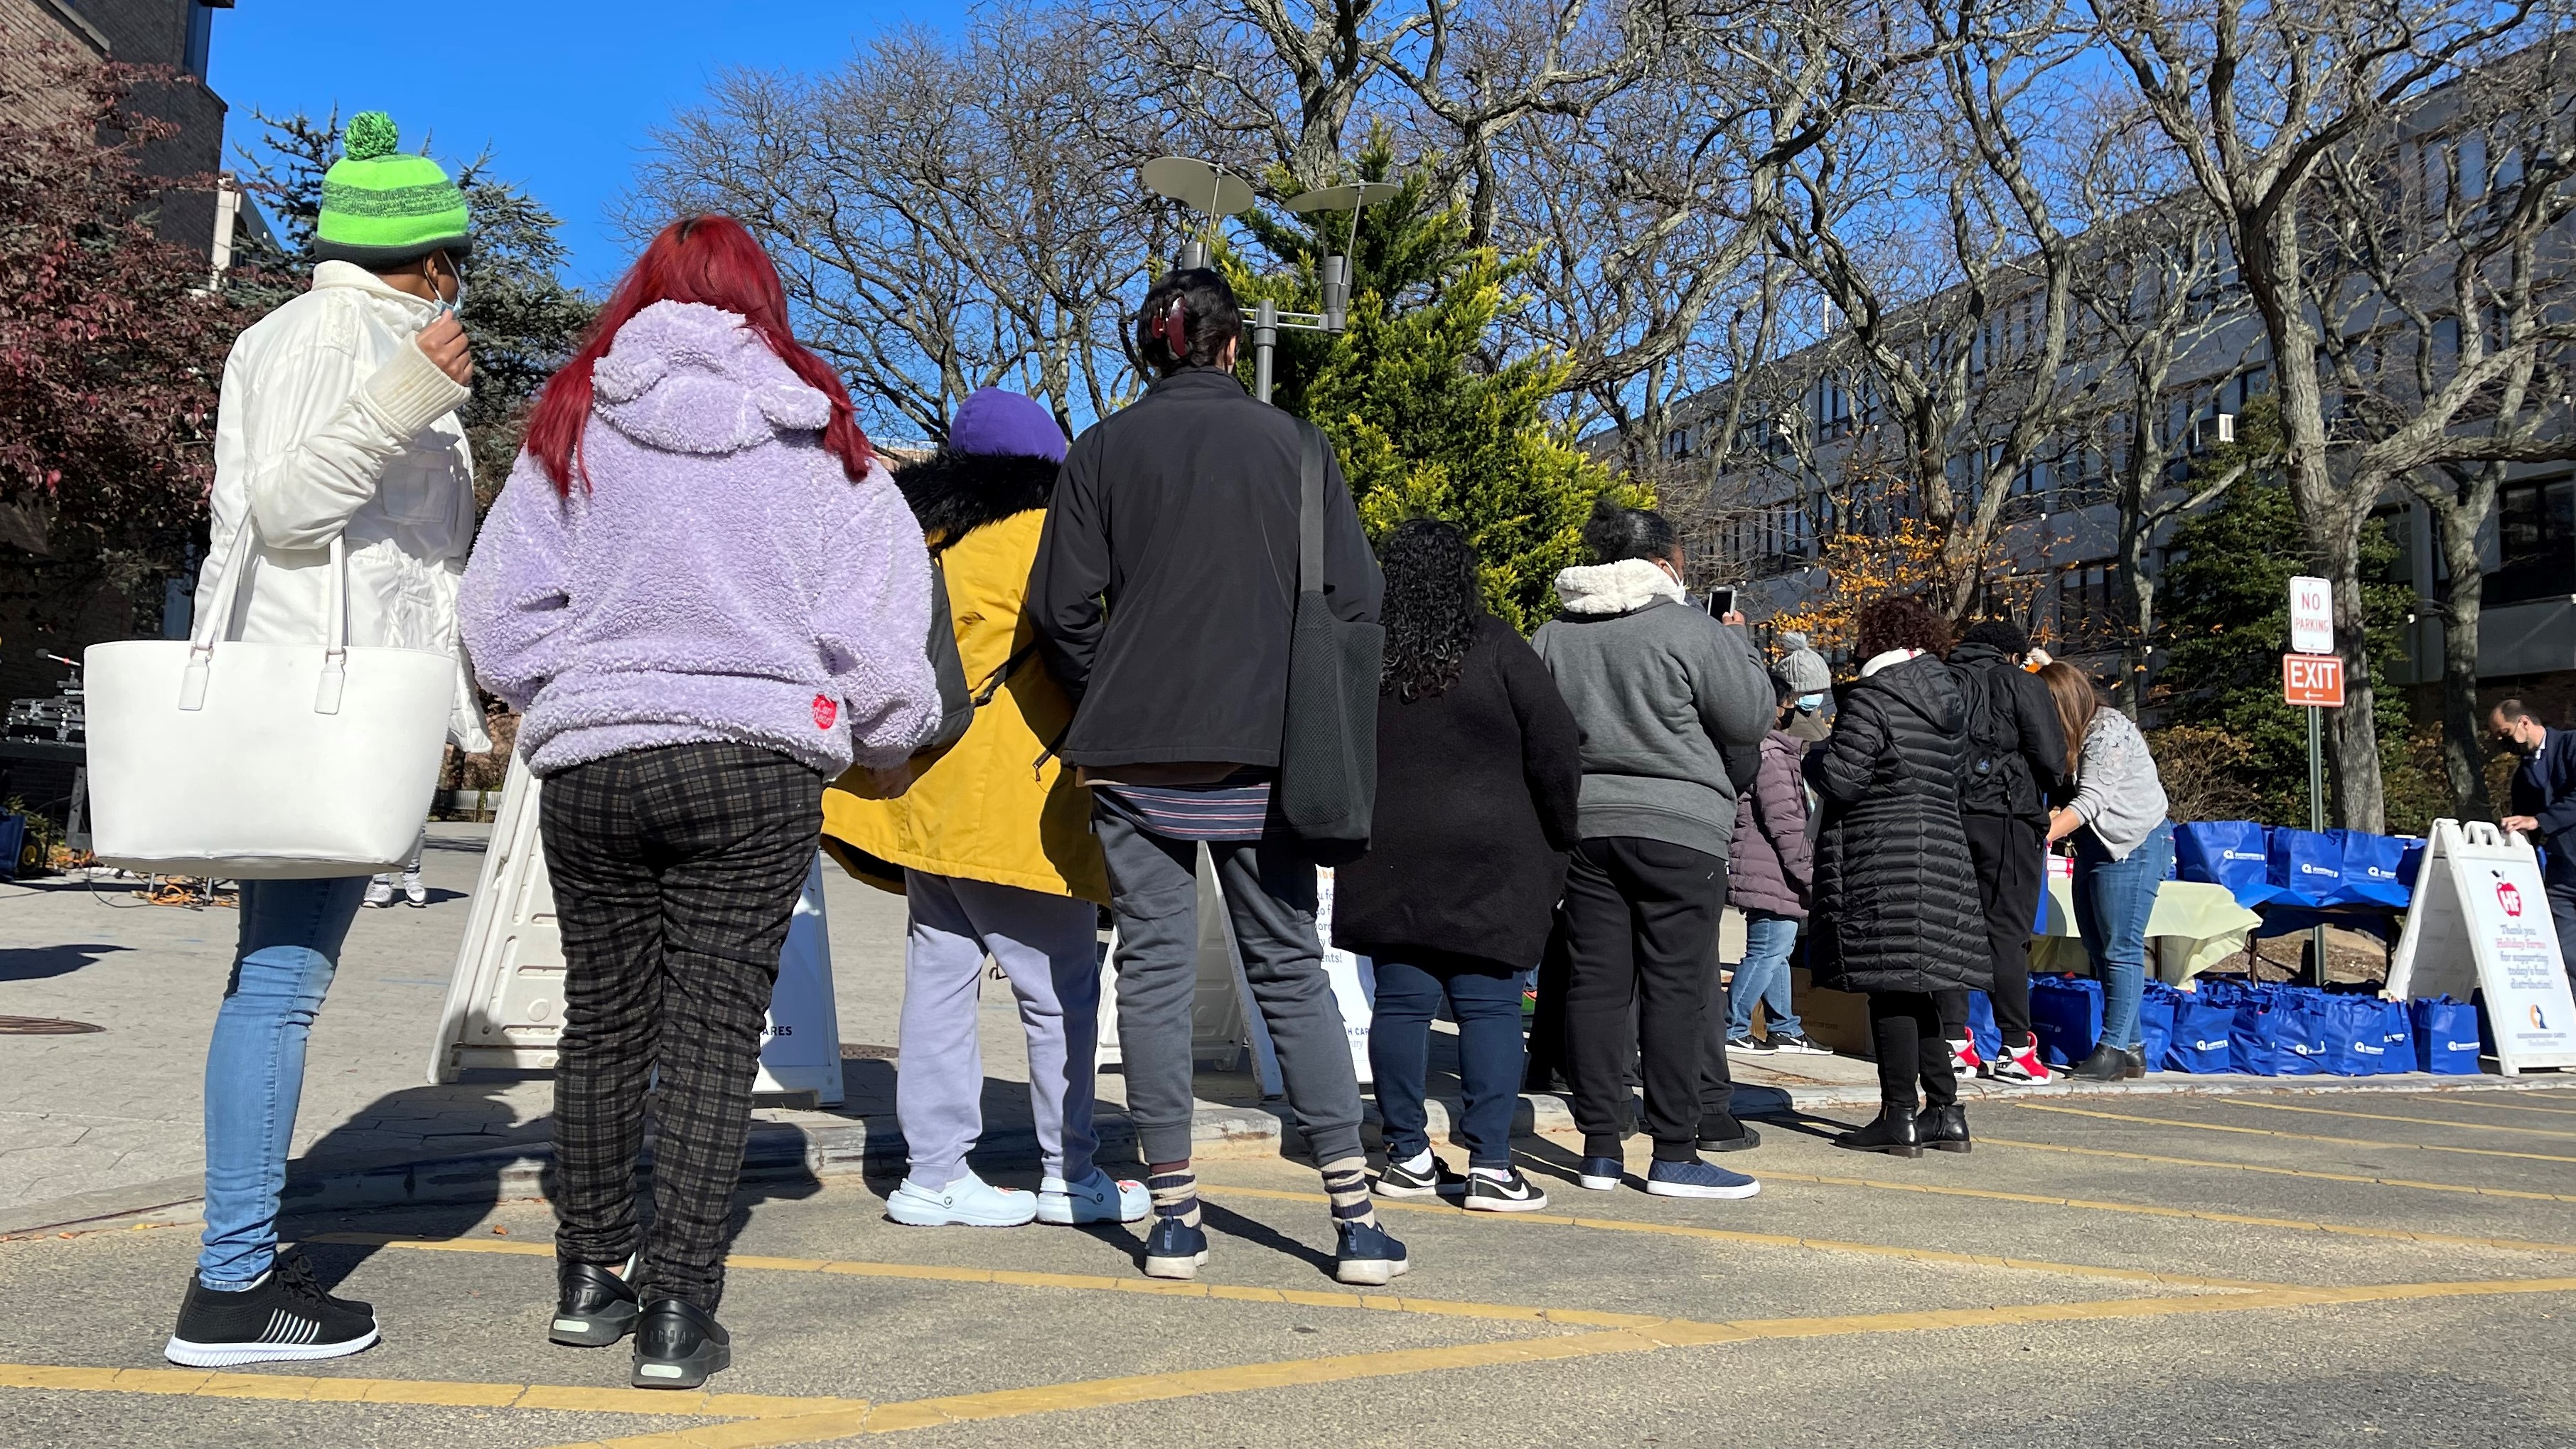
2283 653 2345 707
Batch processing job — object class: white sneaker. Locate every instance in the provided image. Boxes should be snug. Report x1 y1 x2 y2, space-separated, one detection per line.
363 877 394 909
885 1170 1036 1227
1036 1170 1149 1225
401 871 426 907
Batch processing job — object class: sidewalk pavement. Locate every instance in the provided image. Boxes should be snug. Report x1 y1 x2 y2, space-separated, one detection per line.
0 823 2550 1236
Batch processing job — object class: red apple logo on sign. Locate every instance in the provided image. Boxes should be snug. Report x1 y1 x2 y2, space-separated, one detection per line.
2499 880 2524 917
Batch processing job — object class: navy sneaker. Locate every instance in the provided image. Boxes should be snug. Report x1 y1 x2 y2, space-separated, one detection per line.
1333 1220 1410 1287
1142 1216 1209 1280
1646 1157 1762 1199
1576 1155 1624 1191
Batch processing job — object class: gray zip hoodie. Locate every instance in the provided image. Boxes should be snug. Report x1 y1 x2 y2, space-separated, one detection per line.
1530 559 1776 860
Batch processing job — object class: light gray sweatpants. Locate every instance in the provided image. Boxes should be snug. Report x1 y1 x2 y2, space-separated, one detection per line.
898 871 1102 1188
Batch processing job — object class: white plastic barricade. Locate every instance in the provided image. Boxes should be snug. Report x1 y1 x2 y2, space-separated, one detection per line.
429 754 845 1103
2386 818 2576 1076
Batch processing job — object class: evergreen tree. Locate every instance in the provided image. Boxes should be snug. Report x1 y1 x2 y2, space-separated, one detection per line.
1223 137 1647 632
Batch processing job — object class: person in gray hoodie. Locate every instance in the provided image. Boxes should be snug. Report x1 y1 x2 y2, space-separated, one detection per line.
1533 501 1773 1200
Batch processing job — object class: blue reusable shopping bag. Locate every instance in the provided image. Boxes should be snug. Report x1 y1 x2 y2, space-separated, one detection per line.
2231 988 2327 1075
2029 973 2105 1068
2138 980 2179 1072
2374 997 2416 1075
2266 830 2344 909
2398 835 2428 889
2164 991 2236 1073
2316 993 2400 1076
2411 996 2481 1074
2328 830 2411 908
2174 821 2278 907
1966 990 2001 1062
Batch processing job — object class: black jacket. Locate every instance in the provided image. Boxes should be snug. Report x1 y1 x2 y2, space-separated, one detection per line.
1029 369 1382 767
2511 727 2576 860
1804 653 1990 995
1948 642 2069 823
1333 616 1584 971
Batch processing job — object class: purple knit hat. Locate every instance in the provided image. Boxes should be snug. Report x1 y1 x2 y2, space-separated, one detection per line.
948 388 1066 464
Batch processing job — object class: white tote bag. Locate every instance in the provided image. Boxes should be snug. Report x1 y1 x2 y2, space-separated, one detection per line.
84 529 457 877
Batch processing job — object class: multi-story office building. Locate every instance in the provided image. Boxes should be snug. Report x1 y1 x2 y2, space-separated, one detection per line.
3 0 237 256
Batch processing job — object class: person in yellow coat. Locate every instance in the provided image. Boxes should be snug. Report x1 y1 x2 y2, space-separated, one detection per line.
823 389 1144 1230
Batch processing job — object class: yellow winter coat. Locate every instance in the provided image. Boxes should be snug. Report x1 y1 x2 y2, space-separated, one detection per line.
821 507 1108 904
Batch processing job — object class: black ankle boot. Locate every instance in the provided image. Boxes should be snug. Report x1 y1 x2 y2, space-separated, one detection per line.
550 1258 639 1347
1835 1105 1923 1157
1915 1103 1972 1153
631 1296 730 1389
2071 1043 2130 1081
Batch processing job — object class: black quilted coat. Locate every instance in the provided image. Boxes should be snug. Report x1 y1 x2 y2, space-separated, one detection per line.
1803 653 1991 995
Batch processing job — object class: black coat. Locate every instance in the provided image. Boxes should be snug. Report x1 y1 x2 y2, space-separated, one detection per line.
1028 368 1383 768
1948 642 2069 823
1804 653 1990 995
1333 616 1584 971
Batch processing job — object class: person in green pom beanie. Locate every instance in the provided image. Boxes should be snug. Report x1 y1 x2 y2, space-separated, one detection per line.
161 112 485 1372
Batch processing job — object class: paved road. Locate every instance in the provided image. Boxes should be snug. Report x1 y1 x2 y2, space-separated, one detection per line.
5 1085 2573 1447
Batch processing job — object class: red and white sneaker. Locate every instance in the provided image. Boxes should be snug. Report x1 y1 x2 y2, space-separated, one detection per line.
1948 1037 1985 1079
1989 1043 2052 1084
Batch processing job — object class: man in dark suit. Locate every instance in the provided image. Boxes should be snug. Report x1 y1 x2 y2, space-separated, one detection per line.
2493 697 2576 983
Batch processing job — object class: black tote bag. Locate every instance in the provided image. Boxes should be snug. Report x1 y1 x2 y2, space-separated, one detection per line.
1276 422 1384 851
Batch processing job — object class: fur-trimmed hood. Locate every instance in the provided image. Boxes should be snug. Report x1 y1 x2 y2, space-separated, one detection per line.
1552 557 1687 618
895 447 1060 547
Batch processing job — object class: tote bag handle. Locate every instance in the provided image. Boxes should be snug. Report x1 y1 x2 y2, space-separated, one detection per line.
181 524 353 716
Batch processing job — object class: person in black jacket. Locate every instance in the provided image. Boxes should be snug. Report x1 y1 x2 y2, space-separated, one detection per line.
1028 269 1403 1288
1333 520 1582 1214
1936 618 2067 1084
1806 597 1989 1157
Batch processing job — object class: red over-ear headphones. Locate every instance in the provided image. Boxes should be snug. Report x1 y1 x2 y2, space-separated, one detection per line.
1147 296 1189 359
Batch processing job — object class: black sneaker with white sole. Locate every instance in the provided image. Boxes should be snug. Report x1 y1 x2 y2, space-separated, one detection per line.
552 1258 641 1347
631 1296 731 1389
1461 1168 1550 1212
1372 1154 1466 1197
165 1253 379 1367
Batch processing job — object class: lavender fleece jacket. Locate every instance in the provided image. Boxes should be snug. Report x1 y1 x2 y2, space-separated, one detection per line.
458 301 939 778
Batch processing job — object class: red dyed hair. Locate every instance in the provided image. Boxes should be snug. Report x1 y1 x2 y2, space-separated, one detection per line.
524 215 874 493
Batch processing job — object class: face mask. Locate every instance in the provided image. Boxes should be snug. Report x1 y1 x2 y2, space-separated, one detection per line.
1798 693 1826 712
424 253 464 321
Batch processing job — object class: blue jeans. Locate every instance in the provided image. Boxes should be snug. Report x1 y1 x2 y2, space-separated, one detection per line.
198 875 368 1286
1726 911 1803 1039
1367 957 1525 1169
2073 821 2174 1054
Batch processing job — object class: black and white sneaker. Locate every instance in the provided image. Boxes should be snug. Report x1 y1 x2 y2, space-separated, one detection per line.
165 1253 379 1367
1373 1153 1466 1198
631 1296 731 1390
1461 1168 1550 1212
552 1257 641 1347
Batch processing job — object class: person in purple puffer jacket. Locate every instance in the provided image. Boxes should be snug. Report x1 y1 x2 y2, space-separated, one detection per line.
458 216 938 1390
1723 674 1826 1057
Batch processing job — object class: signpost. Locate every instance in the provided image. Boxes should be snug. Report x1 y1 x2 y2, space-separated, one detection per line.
2285 577 2338 985
2385 820 2576 1074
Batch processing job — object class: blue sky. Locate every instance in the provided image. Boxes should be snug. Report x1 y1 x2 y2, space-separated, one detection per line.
207 1 940 288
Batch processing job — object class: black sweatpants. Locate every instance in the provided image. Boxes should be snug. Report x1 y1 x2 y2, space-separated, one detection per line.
1936 812 2047 1051
541 742 824 1313
1871 990 1959 1112
1560 836 1722 1161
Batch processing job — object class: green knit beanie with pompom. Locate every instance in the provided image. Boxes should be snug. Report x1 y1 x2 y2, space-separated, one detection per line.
313 111 471 267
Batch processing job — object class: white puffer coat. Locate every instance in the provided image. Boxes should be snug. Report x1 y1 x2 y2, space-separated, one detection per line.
193 260 489 749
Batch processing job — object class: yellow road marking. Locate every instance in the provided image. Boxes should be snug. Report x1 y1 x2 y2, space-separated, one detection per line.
2008 1102 2576 1165
525 1274 2576 1448
1982 1135 2576 1201
1756 1169 2576 1258
310 1234 1673 1331
0 1362 862 1418
2225 1098 2576 1139
1194 1185 2279 1290
2398 1094 2576 1118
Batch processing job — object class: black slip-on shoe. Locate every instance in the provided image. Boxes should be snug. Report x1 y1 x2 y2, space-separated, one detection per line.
631 1296 730 1389
552 1258 640 1347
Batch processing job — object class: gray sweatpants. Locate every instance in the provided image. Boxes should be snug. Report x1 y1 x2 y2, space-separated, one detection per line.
1093 808 1364 1167
898 871 1102 1188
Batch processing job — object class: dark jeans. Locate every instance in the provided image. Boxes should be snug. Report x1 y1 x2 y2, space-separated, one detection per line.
1368 955 1525 1168
2546 851 2576 988
542 742 824 1313
1937 813 2047 1050
1560 836 1722 1161
1093 806 1364 1167
1869 990 1958 1112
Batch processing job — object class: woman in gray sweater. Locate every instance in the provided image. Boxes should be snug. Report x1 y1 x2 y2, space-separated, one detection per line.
2038 662 2174 1081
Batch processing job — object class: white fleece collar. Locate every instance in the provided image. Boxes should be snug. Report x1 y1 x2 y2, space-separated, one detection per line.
1861 647 1923 678
311 259 441 318
1554 558 1686 616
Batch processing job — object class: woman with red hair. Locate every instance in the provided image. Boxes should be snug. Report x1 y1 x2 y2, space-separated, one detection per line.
461 215 939 1389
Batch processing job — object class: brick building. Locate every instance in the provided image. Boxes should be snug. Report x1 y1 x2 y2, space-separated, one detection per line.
2 0 235 254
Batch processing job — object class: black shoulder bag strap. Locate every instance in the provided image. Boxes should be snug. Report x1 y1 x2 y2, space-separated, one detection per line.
1298 421 1324 598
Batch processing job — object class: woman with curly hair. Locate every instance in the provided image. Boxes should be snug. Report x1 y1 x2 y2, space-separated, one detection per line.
1805 597 1988 1157
1332 520 1583 1212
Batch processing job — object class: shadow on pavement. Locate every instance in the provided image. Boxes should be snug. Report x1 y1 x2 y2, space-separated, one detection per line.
0 942 131 981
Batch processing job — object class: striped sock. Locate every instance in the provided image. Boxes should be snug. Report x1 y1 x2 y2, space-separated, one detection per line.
1147 1161 1201 1229
1320 1156 1378 1231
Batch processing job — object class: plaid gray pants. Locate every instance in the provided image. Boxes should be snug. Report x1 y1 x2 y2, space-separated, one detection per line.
540 741 823 1312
